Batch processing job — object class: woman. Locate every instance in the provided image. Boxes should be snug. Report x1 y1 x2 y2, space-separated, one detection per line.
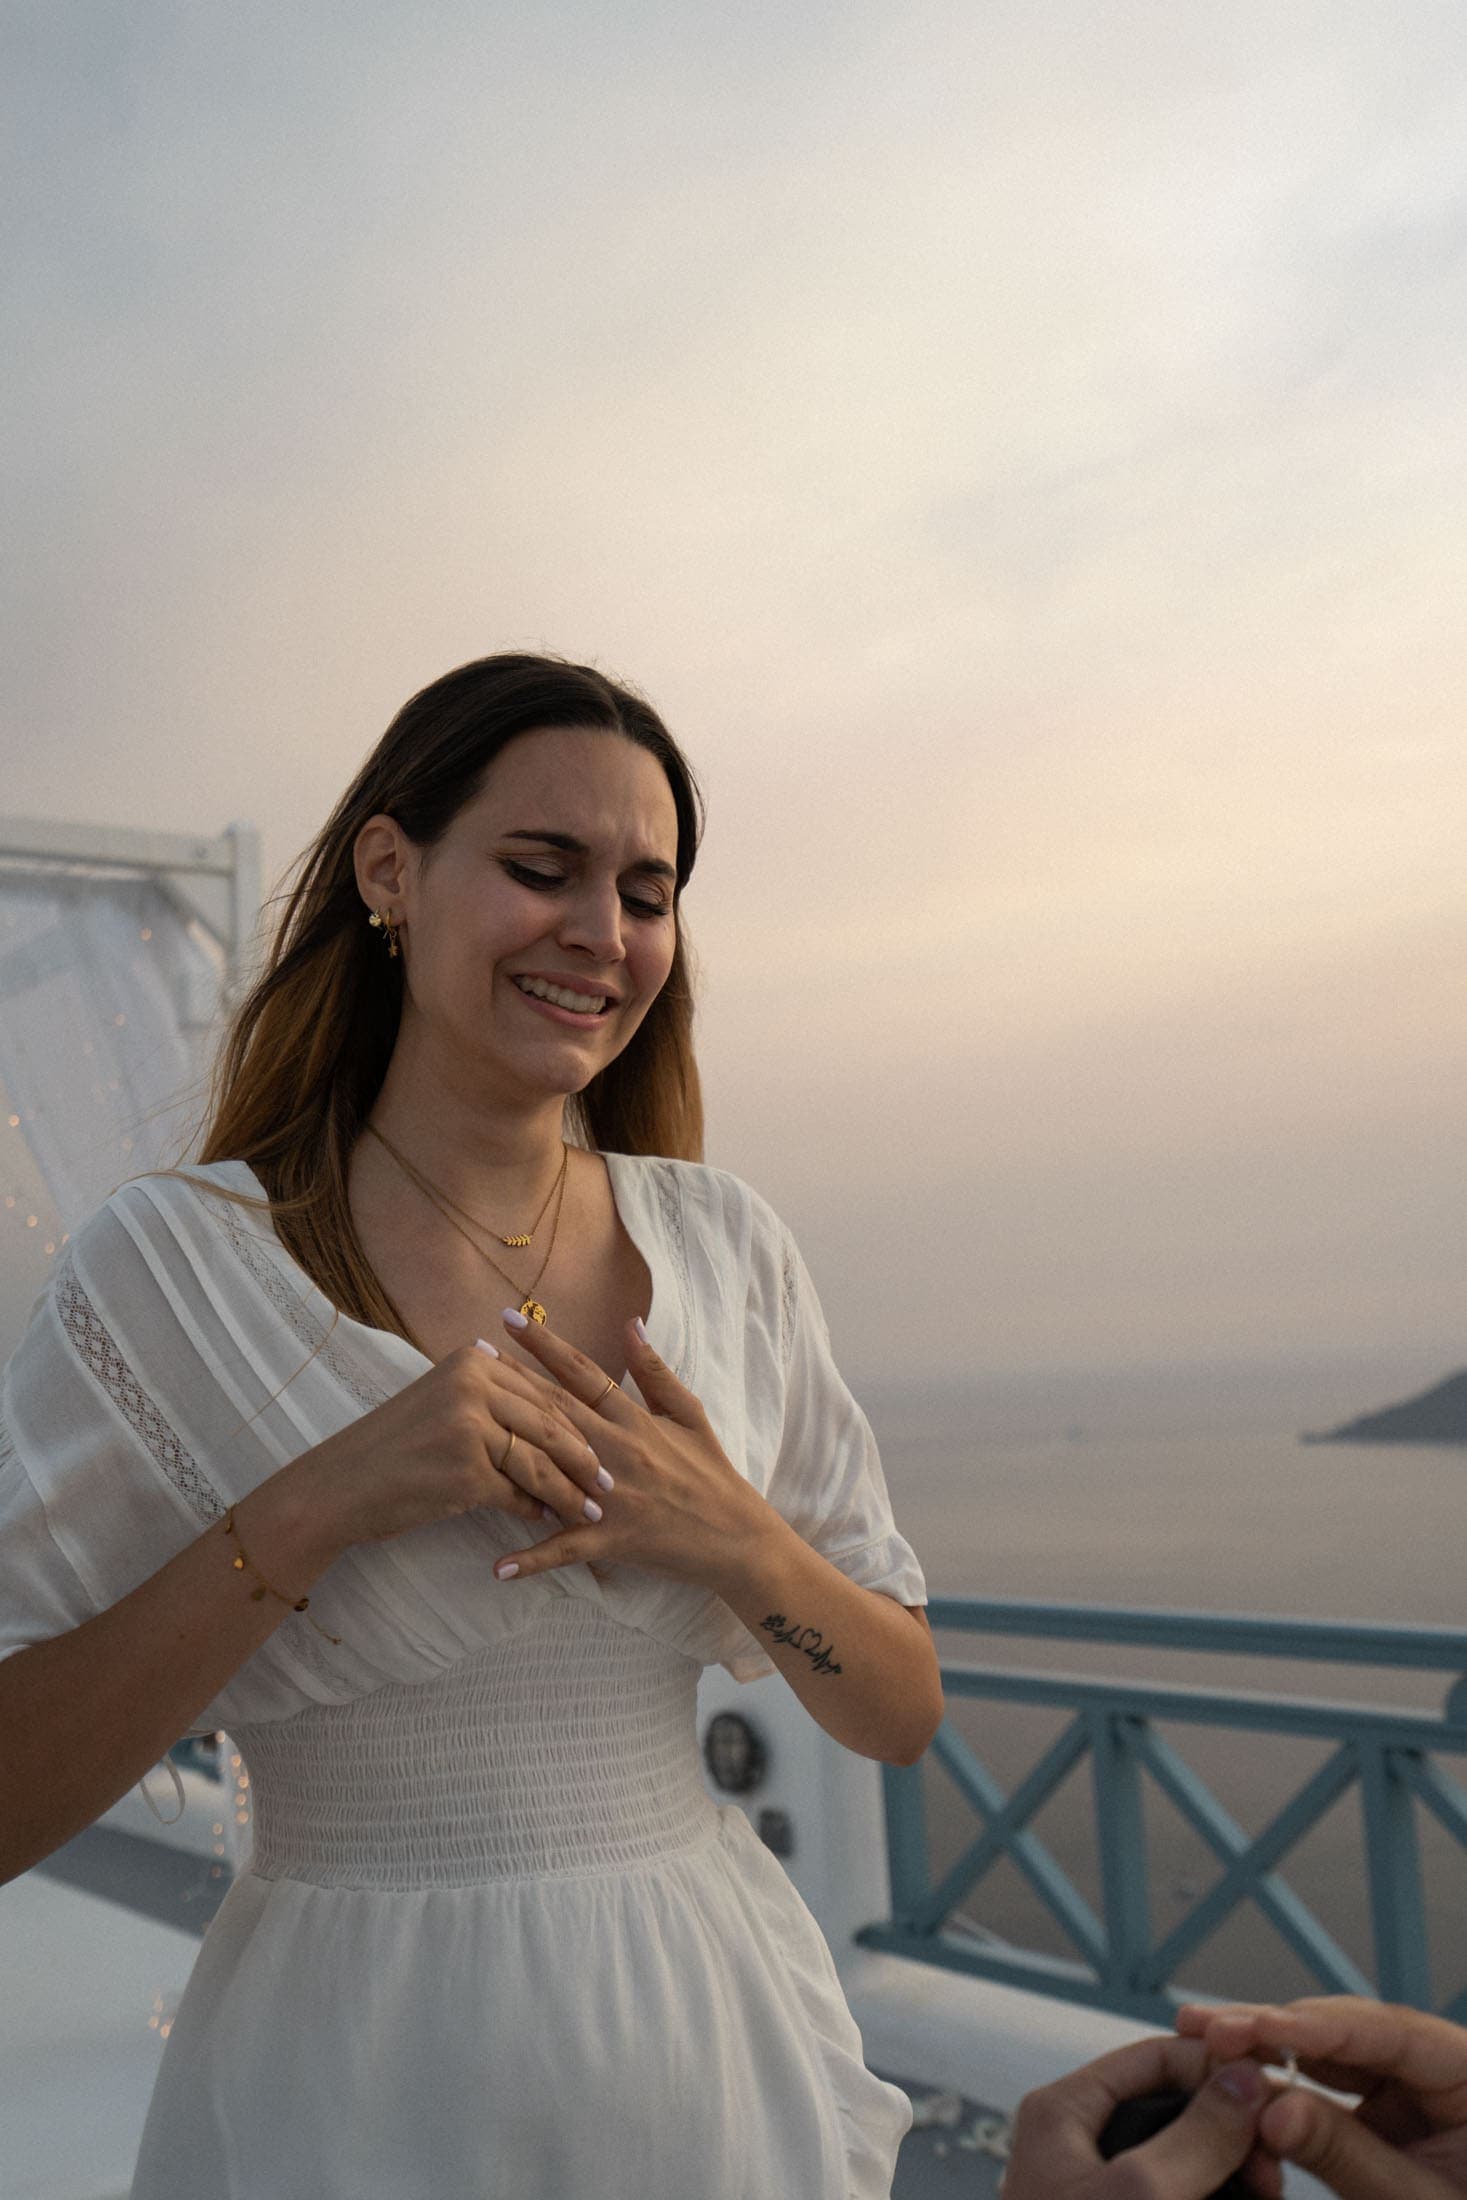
0 653 941 2198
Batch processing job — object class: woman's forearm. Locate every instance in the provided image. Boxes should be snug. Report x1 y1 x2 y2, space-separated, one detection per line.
706 1513 942 1765
0 1460 348 1886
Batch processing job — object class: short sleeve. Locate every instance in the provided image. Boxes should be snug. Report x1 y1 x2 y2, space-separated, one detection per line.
770 1229 928 1604
0 1411 223 1749
0 1413 104 1663
721 1219 928 1685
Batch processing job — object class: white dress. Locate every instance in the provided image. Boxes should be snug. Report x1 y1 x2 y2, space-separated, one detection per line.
0 1152 927 2198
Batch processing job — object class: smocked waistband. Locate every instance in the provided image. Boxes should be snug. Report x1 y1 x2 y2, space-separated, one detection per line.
231 1602 721 1890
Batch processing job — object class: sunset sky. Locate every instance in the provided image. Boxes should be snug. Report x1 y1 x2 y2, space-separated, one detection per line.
3 0 1464 1389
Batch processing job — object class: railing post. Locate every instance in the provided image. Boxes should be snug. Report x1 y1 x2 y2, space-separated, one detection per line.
880 1759 930 1927
1088 1711 1151 1997
1358 1740 1431 2007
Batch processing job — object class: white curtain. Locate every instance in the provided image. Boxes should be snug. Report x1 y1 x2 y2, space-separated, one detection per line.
0 872 225 1238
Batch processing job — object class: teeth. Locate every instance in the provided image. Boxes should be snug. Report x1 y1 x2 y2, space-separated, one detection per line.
514 976 608 1014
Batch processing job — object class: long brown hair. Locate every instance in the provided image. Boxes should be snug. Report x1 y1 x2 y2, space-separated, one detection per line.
171 653 705 1346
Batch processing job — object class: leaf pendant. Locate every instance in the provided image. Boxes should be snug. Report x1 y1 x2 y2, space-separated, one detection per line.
521 1297 548 1324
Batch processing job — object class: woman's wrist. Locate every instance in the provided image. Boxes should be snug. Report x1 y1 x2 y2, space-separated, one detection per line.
233 1456 353 1600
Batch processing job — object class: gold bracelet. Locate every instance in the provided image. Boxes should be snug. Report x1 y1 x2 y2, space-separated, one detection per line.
222 1506 342 1645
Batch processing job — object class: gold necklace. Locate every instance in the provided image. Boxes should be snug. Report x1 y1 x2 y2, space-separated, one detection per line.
365 1121 567 1247
365 1126 570 1324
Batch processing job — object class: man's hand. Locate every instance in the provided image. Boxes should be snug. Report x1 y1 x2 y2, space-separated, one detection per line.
1005 2033 1277 2198
1177 1997 1467 2198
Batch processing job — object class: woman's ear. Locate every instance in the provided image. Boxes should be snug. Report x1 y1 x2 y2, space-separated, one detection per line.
353 814 409 907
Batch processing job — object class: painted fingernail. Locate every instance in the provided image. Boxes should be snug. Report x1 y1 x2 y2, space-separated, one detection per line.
474 1338 501 1357
596 1466 614 1491
494 1560 519 1580
502 1307 530 1330
634 1316 649 1344
582 1497 603 1522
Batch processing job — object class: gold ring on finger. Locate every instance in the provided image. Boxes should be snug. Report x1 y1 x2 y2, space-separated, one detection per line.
498 1427 518 1472
595 1377 619 1405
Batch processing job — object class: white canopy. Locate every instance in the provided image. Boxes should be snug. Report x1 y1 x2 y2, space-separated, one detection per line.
0 816 260 1239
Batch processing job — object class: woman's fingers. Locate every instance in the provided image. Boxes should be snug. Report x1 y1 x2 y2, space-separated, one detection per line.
469 1348 608 1524
499 1307 704 1431
496 1310 636 1421
472 1341 605 1462
618 1314 706 1422
484 1414 605 1526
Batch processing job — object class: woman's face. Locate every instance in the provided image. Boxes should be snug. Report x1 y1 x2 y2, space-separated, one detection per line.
364 726 681 1103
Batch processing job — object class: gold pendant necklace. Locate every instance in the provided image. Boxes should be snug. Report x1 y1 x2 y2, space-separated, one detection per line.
365 1122 566 1248
363 1124 569 1323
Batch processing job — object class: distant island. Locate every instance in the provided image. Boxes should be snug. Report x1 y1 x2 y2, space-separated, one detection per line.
1302 1370 1467 1447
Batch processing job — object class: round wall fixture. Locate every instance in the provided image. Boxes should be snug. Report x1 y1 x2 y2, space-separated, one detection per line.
702 1711 768 1795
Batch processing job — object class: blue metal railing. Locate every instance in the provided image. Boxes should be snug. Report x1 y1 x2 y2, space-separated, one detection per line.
858 1599 1467 2027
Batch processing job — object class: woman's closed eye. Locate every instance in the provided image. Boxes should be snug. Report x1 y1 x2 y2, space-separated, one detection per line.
501 860 670 919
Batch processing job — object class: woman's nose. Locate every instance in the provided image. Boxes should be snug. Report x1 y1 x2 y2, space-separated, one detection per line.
555 879 625 962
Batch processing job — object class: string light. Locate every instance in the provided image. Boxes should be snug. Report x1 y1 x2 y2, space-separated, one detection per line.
229 1751 253 1843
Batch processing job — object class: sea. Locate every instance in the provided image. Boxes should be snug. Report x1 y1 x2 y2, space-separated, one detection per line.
858 1353 1467 2008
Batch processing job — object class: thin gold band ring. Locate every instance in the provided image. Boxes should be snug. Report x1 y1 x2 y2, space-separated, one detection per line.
498 1427 518 1473
595 1377 619 1405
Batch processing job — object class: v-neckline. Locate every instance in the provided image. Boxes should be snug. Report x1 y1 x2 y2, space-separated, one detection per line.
213 1149 671 1394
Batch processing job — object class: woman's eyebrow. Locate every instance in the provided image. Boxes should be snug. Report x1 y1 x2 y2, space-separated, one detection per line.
501 828 676 882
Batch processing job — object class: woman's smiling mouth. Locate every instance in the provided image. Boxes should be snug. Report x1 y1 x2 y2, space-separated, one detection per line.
511 972 616 1019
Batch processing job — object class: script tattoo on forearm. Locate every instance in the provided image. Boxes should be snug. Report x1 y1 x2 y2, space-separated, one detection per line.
758 1611 843 1676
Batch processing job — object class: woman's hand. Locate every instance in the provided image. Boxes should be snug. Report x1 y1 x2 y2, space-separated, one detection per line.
289 1341 608 1551
1005 2034 1276 2199
1177 1998 1467 2197
486 1311 775 1590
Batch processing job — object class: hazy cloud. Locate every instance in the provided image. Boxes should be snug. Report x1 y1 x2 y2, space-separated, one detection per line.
3 0 1464 1381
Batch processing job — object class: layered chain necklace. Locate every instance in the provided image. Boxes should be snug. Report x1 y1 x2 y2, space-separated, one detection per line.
364 1121 570 1324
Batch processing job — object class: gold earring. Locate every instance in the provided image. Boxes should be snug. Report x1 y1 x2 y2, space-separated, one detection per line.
368 907 400 958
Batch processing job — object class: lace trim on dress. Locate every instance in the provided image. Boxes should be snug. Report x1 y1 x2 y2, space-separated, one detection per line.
55 1252 227 1524
53 1245 346 1687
